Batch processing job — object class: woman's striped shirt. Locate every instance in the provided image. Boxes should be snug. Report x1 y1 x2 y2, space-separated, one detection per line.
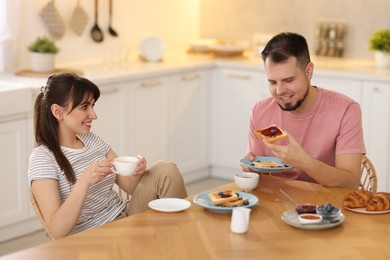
28 132 127 235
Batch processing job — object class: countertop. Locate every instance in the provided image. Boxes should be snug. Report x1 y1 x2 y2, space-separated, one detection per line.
1 50 390 91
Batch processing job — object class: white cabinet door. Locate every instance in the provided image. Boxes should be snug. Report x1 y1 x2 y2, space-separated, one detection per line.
212 68 266 175
93 83 127 156
362 81 390 192
0 119 28 228
311 76 362 104
127 76 169 165
168 70 211 174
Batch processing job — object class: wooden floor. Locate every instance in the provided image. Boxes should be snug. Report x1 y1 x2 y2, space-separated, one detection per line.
0 177 230 257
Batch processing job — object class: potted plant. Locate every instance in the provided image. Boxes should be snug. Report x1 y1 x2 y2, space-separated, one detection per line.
369 28 390 68
28 36 59 72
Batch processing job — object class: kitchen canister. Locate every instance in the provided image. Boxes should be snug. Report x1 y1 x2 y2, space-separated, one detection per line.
39 0 66 40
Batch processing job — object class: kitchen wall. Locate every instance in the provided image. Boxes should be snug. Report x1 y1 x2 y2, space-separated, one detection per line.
2 0 389 72
14 0 199 69
199 0 390 60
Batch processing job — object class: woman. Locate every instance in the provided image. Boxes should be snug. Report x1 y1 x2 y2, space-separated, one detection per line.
28 73 188 239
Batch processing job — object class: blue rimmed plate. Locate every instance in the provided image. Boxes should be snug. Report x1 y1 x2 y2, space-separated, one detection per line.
240 156 293 173
193 191 258 213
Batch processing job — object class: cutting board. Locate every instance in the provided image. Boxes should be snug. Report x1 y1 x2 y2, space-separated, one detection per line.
15 68 84 78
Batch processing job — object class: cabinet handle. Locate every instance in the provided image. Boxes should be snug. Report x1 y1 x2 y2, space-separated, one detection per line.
100 88 119 94
141 80 161 87
373 87 379 92
181 74 200 81
227 73 251 80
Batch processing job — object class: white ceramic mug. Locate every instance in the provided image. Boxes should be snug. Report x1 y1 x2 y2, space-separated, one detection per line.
113 156 139 176
231 207 251 234
234 172 260 191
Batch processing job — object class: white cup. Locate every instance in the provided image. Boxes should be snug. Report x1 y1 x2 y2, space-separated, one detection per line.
113 156 139 176
234 172 260 191
231 207 251 234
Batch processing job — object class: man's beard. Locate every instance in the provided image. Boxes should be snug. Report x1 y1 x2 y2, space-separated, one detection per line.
278 86 309 111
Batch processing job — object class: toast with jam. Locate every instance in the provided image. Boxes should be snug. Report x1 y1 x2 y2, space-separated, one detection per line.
220 197 249 207
255 124 288 143
208 190 239 205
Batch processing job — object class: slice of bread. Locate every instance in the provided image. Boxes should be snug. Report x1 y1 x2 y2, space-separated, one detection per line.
252 161 283 168
220 197 249 207
255 124 288 143
208 190 238 205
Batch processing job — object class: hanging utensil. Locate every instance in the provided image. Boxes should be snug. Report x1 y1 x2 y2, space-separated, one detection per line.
108 0 118 37
39 0 66 40
70 0 88 36
90 0 104 42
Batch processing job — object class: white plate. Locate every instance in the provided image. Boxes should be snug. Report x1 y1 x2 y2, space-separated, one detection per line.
344 207 390 214
281 210 345 230
148 198 191 212
240 156 293 173
193 191 258 213
189 39 215 52
209 41 248 52
209 44 245 52
140 36 165 62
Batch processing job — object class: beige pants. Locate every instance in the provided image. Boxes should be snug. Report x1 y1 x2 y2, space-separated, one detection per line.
124 160 188 216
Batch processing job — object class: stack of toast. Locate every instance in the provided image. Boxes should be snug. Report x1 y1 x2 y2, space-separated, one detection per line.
208 190 249 207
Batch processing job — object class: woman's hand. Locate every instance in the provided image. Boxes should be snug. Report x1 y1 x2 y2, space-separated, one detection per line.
133 155 147 177
79 159 114 186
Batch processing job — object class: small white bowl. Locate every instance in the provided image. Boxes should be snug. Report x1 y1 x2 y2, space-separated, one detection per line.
298 214 323 224
234 172 260 191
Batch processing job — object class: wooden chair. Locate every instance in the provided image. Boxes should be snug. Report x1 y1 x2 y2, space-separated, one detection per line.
359 155 377 193
30 186 128 241
29 189 55 240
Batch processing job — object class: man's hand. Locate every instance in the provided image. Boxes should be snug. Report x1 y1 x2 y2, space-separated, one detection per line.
262 132 309 168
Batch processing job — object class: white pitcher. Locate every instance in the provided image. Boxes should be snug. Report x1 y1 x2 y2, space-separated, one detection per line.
231 207 251 234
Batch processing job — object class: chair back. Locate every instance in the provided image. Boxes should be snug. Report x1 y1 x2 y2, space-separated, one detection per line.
359 155 377 193
29 189 55 240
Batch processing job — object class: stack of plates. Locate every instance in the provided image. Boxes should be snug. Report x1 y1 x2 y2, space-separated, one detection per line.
188 39 216 53
209 40 249 57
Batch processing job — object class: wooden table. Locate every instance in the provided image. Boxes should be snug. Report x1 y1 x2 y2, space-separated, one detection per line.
3 175 390 259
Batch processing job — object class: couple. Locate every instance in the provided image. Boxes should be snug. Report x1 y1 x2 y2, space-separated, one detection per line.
28 32 365 239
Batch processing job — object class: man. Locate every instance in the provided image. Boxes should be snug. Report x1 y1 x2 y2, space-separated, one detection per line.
245 32 365 189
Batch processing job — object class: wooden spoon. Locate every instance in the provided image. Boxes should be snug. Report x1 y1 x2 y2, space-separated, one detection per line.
90 0 104 42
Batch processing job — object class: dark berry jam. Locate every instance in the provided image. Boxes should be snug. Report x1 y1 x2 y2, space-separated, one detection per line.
218 191 231 198
296 204 317 215
261 126 282 137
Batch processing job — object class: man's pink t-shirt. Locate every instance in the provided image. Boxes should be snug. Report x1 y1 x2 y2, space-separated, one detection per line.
248 87 366 183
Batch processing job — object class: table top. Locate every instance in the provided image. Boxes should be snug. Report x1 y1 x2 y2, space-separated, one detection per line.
4 175 390 259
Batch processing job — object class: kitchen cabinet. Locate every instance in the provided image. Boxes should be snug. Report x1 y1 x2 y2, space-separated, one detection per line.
311 76 362 104
126 76 169 165
168 70 211 181
125 70 211 182
93 82 128 156
211 68 267 180
0 118 41 242
361 81 390 192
